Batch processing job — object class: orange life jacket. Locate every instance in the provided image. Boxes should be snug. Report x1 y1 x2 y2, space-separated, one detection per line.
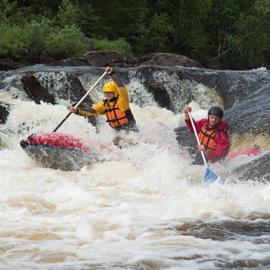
103 98 129 129
198 124 218 150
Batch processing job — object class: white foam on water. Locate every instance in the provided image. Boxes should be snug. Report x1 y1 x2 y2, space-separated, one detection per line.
1 90 270 269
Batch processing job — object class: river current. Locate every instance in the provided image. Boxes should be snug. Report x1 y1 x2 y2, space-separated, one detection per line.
0 66 270 269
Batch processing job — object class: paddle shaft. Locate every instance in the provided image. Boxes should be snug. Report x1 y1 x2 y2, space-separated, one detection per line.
187 111 208 168
53 71 107 132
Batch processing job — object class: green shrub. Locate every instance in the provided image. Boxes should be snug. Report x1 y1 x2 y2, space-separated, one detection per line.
0 22 24 56
0 19 88 59
93 38 132 56
20 18 53 54
46 25 88 58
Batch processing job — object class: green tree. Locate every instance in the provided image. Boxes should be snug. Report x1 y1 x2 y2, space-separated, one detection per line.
0 0 17 20
144 13 174 52
88 0 149 53
228 0 270 67
57 0 80 27
76 2 98 37
0 0 270 67
206 0 251 65
207 0 270 67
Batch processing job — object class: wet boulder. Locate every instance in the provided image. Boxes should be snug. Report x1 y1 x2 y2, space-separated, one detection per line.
141 53 201 67
225 84 270 135
181 68 270 109
0 58 25 71
0 102 9 124
50 52 201 69
83 51 135 67
21 73 56 104
53 51 137 68
66 73 94 104
66 74 96 126
134 66 194 111
144 76 171 109
20 72 96 126
229 152 270 181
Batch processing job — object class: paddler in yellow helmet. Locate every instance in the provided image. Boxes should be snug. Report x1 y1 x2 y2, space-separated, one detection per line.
69 66 138 144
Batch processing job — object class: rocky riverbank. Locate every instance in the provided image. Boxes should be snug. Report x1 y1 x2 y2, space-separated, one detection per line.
0 51 201 71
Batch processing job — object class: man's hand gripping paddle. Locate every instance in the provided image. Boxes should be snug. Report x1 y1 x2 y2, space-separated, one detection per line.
188 111 220 184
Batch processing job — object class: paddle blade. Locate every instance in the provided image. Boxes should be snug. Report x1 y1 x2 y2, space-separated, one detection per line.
204 167 219 184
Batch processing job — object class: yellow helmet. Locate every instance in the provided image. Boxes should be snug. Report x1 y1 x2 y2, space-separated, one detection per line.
102 81 118 96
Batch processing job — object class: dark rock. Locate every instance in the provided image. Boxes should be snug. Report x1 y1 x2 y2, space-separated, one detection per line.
0 58 25 71
230 152 270 181
52 51 137 67
15 47 41 63
146 76 171 109
52 58 89 66
134 65 194 112
83 51 131 67
66 73 93 103
21 73 56 104
182 68 270 110
66 74 96 126
50 51 201 69
14 47 32 62
0 51 202 70
225 84 270 135
141 53 202 67
15 47 56 64
20 72 96 126
0 102 9 124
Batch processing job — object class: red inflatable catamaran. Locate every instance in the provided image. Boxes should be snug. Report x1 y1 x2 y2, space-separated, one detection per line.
20 70 109 171
20 132 94 170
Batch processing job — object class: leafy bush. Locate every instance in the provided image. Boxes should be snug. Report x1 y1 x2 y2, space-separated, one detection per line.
0 19 88 59
0 22 24 56
46 25 88 58
21 19 53 54
93 38 132 56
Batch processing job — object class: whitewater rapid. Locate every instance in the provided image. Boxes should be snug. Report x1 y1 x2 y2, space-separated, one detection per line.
1 91 270 270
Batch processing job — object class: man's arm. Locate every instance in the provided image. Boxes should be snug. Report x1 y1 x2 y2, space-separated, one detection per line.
78 101 107 116
69 101 107 117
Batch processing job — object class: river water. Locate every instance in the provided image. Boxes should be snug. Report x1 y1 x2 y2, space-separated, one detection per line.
0 66 270 269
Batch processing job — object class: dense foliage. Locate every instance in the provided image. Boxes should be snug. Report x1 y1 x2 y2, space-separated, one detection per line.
0 0 269 68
